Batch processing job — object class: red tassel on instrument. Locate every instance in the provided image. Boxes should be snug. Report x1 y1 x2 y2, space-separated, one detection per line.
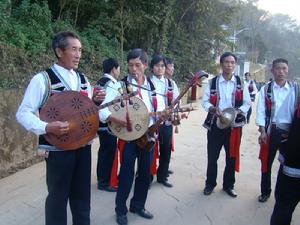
125 101 132 132
126 110 132 132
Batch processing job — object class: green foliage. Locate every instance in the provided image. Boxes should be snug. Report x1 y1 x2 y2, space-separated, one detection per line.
0 0 242 89
12 1 53 55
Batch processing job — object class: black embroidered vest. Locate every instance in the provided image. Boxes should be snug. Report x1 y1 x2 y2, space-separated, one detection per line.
203 75 244 130
38 68 89 150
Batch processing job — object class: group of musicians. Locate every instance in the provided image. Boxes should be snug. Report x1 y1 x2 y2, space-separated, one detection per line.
15 30 300 225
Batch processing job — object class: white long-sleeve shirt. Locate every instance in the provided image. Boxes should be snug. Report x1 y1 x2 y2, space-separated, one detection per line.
16 64 92 135
99 74 122 123
202 74 251 113
256 81 295 127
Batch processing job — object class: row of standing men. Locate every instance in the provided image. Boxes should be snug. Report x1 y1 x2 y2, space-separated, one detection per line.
16 31 181 225
201 53 300 225
15 31 300 225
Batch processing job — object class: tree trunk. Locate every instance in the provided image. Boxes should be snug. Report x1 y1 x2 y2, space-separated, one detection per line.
74 0 81 27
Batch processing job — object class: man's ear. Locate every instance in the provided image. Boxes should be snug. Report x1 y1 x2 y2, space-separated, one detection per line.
143 62 148 69
55 48 63 58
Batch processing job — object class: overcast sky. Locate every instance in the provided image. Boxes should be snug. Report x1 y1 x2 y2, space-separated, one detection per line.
257 0 300 23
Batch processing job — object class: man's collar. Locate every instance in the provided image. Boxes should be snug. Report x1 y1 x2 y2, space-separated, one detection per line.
273 81 289 89
220 74 235 82
54 63 75 74
152 74 165 80
103 73 117 83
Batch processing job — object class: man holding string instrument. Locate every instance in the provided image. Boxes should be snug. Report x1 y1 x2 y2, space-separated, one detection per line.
16 31 105 225
100 49 161 225
104 49 206 225
149 54 179 188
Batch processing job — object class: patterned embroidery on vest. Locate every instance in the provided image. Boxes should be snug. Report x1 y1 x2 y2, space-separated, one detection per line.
166 78 173 106
203 75 244 129
38 67 89 150
264 82 273 132
248 80 254 93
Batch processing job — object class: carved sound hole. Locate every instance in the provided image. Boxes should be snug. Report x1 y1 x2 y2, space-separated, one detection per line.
58 134 69 142
47 107 59 119
113 105 120 111
81 121 93 133
133 103 140 111
71 97 83 110
135 124 141 131
115 126 121 132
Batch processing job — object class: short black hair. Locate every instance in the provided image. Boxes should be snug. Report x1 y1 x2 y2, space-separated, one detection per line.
272 58 288 68
244 72 251 76
102 58 119 74
52 31 80 58
150 54 166 69
127 48 148 64
165 57 174 65
220 52 237 64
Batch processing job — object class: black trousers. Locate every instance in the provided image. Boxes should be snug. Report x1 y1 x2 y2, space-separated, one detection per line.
270 167 300 225
157 124 173 182
260 128 285 195
205 122 238 189
115 141 152 216
97 130 117 187
45 145 91 225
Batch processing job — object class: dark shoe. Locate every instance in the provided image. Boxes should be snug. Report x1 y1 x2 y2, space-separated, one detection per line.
157 180 173 188
116 214 128 225
258 194 270 203
203 186 214 195
129 208 153 219
98 185 118 192
223 188 237 198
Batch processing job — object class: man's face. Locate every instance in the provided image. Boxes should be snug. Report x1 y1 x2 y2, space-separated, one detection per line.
245 74 250 81
56 37 82 70
221 56 236 75
128 58 147 80
271 62 288 83
152 60 165 77
165 63 174 77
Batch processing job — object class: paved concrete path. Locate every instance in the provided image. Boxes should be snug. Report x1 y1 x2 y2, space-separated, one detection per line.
0 100 299 225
